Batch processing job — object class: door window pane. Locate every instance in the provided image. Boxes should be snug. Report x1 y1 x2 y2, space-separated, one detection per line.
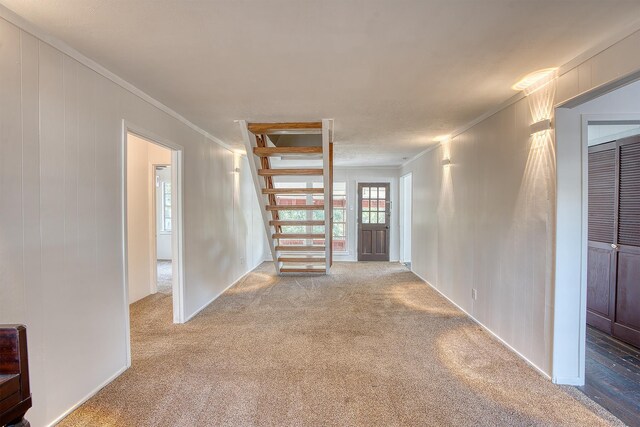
378 212 386 224
370 212 378 223
362 211 370 223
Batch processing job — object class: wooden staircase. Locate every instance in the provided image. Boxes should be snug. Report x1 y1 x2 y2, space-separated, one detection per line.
239 120 334 275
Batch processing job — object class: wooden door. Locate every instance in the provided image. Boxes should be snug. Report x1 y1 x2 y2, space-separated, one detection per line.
587 143 617 333
587 135 640 348
358 183 390 261
612 139 640 348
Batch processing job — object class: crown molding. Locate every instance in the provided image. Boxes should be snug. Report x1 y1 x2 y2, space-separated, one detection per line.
0 3 236 153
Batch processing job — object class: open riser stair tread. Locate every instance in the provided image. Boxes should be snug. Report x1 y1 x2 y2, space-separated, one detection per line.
248 122 322 134
254 146 323 156
278 257 326 263
258 168 323 176
269 220 325 226
266 205 324 211
273 233 325 239
280 267 326 274
262 188 324 195
276 245 326 252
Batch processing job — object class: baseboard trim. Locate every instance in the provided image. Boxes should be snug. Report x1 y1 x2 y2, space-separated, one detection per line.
553 376 583 386
411 270 552 381
48 365 128 427
184 262 263 322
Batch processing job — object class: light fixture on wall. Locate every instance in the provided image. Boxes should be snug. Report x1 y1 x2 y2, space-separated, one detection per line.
530 118 552 135
434 134 451 142
512 68 558 94
441 158 451 166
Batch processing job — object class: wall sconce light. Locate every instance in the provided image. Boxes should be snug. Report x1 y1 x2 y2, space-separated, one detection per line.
530 118 552 135
512 68 558 93
441 158 451 166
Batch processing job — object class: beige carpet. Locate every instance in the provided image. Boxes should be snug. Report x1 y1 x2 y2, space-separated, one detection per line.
60 262 624 426
156 260 172 294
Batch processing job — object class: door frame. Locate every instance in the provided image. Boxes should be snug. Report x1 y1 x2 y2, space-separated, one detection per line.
357 181 391 261
121 120 186 367
399 173 412 264
554 109 640 385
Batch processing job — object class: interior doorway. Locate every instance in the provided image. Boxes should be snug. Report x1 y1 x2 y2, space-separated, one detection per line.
399 173 412 268
553 77 640 386
124 129 184 336
154 165 173 294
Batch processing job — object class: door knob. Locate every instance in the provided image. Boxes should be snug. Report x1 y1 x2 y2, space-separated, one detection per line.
611 244 618 249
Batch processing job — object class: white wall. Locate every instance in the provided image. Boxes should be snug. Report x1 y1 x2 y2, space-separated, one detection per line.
126 135 171 303
0 16 266 427
333 167 400 262
401 95 556 375
402 26 640 381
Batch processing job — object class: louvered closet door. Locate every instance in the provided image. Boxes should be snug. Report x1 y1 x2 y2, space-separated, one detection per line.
613 138 640 348
587 143 617 333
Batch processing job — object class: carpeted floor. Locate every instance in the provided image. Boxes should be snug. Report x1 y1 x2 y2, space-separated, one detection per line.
60 262 624 426
157 260 172 294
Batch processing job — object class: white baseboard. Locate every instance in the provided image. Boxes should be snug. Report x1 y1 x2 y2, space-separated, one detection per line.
553 376 584 386
411 270 551 381
48 365 128 426
184 262 263 322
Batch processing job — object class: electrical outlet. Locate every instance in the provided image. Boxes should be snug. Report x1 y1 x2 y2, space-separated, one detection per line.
472 289 478 300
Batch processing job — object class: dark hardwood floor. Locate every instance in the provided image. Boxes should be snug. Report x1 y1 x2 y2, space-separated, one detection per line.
578 326 640 427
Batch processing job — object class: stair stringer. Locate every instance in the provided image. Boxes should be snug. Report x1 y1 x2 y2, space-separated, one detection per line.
239 120 280 274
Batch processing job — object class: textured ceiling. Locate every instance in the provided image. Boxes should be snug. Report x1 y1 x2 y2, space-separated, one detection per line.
3 0 640 166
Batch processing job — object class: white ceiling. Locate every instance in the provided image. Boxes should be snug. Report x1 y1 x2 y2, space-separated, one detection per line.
3 0 640 166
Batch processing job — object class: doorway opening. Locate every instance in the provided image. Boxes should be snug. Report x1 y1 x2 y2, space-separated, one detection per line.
399 173 412 269
155 165 173 294
357 182 391 261
554 78 640 425
124 127 185 351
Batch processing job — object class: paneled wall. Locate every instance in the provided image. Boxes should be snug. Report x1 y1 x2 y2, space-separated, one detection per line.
402 97 555 374
0 17 266 426
402 27 640 380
